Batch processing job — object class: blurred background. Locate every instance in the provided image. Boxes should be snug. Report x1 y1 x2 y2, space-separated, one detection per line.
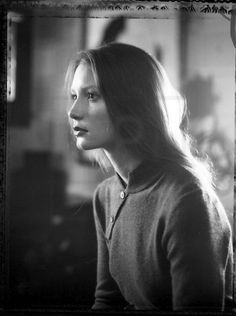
6 8 234 309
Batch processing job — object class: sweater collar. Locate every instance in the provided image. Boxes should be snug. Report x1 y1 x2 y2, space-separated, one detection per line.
115 159 167 194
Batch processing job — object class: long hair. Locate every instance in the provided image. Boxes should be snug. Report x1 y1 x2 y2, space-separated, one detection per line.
65 42 215 193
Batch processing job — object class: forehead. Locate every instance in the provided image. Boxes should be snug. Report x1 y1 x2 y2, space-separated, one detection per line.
71 62 96 91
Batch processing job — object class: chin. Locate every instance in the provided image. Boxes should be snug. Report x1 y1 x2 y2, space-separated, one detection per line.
75 136 114 151
76 139 96 151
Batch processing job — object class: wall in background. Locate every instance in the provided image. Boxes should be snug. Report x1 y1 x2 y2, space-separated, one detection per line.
6 11 234 308
183 14 234 223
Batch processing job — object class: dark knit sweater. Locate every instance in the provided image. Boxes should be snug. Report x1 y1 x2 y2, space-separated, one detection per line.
92 159 233 311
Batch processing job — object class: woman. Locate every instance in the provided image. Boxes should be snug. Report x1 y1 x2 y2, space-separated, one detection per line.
66 43 233 311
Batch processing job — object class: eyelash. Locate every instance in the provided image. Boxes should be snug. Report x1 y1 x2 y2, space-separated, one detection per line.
70 92 99 102
71 94 77 101
88 92 100 101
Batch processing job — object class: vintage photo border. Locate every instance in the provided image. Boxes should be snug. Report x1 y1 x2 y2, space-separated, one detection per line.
0 0 235 315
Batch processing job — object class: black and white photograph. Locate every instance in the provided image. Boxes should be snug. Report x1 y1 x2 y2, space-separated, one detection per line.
1 0 235 315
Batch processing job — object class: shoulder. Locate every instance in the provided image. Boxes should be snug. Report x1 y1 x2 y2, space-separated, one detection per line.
161 162 231 239
162 161 205 210
158 161 228 227
163 160 197 188
156 161 201 207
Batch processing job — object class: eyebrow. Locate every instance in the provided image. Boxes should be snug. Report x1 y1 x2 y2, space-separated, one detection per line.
70 85 98 94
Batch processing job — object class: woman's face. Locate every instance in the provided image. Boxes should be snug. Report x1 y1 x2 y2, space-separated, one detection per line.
69 62 116 151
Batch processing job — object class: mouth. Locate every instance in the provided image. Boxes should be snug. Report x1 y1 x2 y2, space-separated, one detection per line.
73 126 88 136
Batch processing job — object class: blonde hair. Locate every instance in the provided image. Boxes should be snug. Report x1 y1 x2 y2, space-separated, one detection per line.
66 42 215 194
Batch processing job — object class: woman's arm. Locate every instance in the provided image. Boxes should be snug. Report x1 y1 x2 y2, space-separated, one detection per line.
163 187 233 311
91 186 127 310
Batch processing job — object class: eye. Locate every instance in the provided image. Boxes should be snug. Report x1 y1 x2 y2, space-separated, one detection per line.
71 93 77 101
71 94 77 101
87 92 95 100
87 92 99 101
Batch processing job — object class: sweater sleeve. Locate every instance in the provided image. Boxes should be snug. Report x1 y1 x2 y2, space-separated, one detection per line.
91 185 127 310
163 187 232 311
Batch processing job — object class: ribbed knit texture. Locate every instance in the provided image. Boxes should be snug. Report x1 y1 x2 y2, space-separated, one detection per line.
92 160 233 311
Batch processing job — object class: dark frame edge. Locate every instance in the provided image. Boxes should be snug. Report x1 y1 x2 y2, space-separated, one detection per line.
0 1 235 315
0 1 8 313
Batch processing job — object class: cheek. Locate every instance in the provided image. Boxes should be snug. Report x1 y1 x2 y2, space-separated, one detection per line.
99 117 115 139
92 107 114 136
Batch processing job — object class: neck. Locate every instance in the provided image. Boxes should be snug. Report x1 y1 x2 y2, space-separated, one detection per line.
104 146 143 185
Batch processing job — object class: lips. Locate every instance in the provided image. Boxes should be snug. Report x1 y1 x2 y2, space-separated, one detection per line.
73 126 88 137
73 126 88 133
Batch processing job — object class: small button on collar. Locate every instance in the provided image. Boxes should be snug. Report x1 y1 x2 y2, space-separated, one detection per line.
120 191 125 199
110 216 115 223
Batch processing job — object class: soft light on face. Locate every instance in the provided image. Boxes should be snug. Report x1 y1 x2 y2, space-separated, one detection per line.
69 62 116 151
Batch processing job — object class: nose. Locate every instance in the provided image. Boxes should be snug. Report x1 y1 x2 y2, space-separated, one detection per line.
68 98 85 120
